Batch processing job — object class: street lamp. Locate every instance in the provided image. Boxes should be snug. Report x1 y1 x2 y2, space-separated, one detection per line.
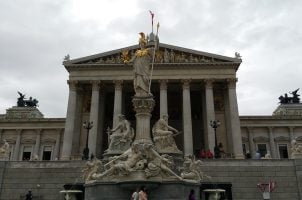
210 120 221 158
82 121 93 160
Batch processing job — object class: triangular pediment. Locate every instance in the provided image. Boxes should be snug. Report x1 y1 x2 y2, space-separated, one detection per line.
64 43 241 65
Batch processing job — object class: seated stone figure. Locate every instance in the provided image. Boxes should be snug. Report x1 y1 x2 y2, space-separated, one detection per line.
0 140 10 159
106 114 134 153
152 115 181 153
291 138 302 155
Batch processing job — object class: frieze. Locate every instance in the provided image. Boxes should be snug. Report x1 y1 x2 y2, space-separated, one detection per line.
76 47 230 65
274 136 290 142
242 137 249 142
253 136 269 142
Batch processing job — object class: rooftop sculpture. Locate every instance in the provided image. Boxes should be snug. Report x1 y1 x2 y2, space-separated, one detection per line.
17 91 39 107
279 88 300 104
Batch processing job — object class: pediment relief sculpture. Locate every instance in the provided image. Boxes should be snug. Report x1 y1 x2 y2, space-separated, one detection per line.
75 46 229 65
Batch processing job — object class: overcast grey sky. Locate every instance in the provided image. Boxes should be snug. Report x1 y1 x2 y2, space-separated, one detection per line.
0 0 301 118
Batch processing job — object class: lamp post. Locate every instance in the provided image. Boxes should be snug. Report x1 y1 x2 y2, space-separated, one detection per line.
82 121 93 160
210 120 221 158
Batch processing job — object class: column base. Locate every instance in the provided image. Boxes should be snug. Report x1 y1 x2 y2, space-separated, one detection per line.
234 154 245 159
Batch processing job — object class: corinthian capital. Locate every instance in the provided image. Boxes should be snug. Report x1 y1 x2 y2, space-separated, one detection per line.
204 79 215 88
90 80 101 91
159 80 168 90
226 78 238 88
113 80 123 90
67 80 78 91
181 79 191 89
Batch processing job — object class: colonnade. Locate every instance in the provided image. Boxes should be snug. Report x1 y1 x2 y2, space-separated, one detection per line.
61 78 244 159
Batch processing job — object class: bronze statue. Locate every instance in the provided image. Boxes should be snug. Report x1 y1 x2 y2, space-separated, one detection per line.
279 89 300 104
290 88 300 103
17 92 39 107
17 91 26 107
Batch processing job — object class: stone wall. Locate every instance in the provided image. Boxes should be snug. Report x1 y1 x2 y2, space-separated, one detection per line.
0 160 301 200
0 161 85 200
202 160 300 200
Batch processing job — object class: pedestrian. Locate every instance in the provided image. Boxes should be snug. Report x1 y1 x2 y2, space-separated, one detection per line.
188 189 195 200
199 149 206 159
25 191 33 200
131 187 139 200
206 149 214 159
139 186 148 200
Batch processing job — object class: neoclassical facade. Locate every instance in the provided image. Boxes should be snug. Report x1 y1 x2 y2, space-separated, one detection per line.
0 43 301 161
61 43 244 159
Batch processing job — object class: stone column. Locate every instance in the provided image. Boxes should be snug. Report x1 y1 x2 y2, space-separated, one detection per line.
34 129 42 159
182 80 193 155
159 80 168 118
247 127 256 158
53 129 62 160
89 80 101 156
0 129 3 143
268 127 277 158
13 129 22 160
132 96 155 145
113 80 123 128
61 80 78 160
96 92 106 157
227 78 244 159
289 127 295 141
204 79 216 152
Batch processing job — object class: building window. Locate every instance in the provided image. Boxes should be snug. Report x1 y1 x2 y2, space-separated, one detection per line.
278 144 289 159
42 146 52 160
257 144 267 158
22 146 32 161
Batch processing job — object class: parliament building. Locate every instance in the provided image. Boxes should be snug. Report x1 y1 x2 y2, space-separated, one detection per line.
0 39 302 200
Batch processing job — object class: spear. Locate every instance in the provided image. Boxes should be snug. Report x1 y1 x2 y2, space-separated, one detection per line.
148 22 160 94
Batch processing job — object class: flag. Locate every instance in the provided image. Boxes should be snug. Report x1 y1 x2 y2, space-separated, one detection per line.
149 10 154 27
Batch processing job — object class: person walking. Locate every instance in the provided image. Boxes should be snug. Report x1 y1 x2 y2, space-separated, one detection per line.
139 186 148 200
131 187 139 200
188 189 195 200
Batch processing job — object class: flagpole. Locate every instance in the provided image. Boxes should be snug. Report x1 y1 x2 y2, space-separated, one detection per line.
149 22 159 94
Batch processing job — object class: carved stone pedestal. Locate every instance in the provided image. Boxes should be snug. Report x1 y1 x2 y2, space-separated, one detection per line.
291 153 302 159
6 106 43 119
132 95 155 145
85 181 201 200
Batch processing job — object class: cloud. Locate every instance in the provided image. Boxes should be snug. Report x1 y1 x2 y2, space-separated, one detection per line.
0 0 301 117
